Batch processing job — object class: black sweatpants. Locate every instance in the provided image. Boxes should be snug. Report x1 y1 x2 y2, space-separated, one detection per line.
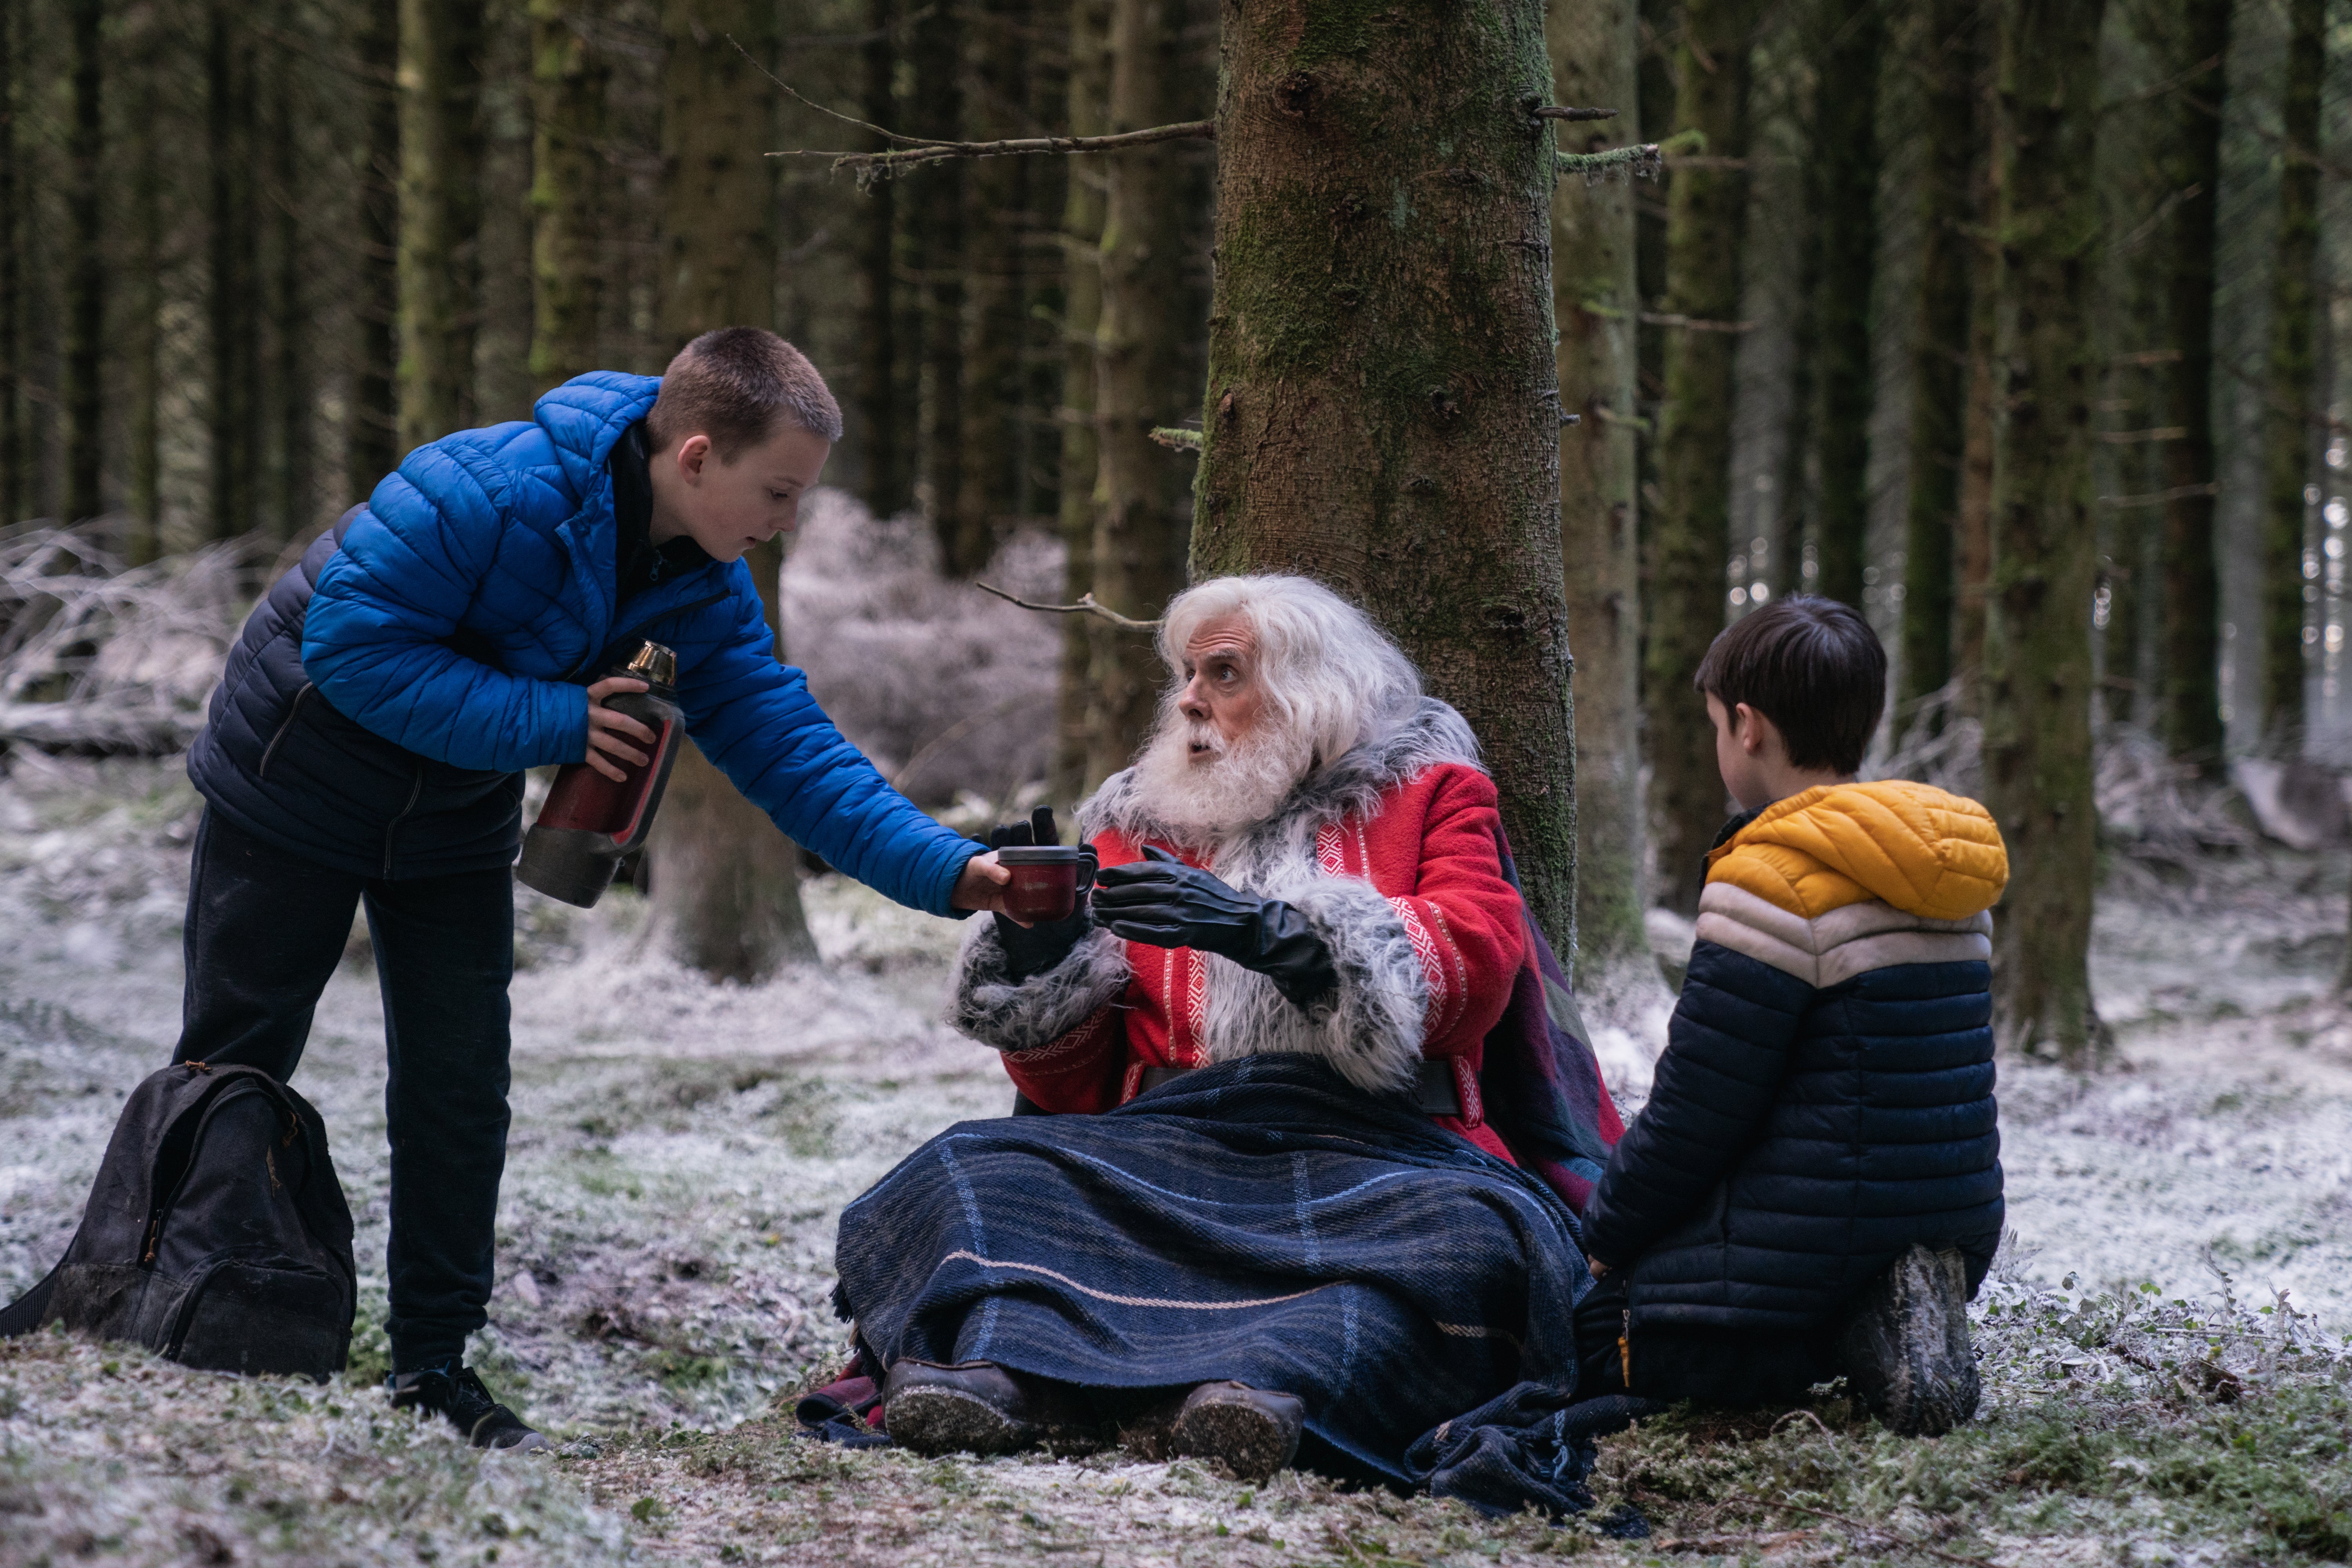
1575 1274 1836 1408
173 808 515 1372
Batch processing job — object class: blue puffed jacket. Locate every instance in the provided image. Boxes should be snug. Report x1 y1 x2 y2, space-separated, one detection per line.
186 372 981 911
1580 780 2011 1335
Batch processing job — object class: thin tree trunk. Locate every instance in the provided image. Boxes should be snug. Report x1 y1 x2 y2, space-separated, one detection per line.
1645 0 1762 916
1050 0 1111 809
2156 0 2229 769
529 0 606 395
855 0 909 516
952 0 1031 572
907 5 969 571
649 0 817 980
1954 119 2000 715
209 1 258 538
1086 0 1200 789
2259 0 2325 749
1898 0 1982 728
1985 0 2108 1065
269 53 312 540
397 0 483 453
127 18 161 564
1806 0 1882 612
349 0 400 501
0 0 16 530
63 0 102 524
1190 0 1577 950
1551 0 1647 979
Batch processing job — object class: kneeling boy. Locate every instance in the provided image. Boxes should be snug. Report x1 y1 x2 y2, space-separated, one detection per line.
1578 595 2008 1434
180 329 1011 1448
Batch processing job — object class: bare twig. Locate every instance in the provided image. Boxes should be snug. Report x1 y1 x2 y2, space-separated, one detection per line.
776 120 1217 180
1149 426 1204 453
2096 426 2188 445
973 581 1161 631
1640 310 1756 333
2098 482 2220 510
726 34 954 149
1534 105 1620 122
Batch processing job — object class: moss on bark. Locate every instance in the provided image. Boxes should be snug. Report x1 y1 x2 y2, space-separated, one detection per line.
1192 0 1578 952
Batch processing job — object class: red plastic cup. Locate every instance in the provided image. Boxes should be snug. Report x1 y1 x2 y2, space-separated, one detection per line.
996 845 1086 922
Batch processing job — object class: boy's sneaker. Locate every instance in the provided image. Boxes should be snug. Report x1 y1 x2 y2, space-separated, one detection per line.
389 1361 550 1452
1835 1245 1980 1437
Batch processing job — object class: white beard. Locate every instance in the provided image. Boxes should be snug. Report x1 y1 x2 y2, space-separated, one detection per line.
1126 710 1314 848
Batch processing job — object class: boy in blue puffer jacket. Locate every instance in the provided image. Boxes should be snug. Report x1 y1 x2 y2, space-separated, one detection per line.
180 329 1014 1448
1575 596 2009 1437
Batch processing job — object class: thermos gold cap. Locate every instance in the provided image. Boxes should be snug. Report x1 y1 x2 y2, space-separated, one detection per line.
626 641 677 686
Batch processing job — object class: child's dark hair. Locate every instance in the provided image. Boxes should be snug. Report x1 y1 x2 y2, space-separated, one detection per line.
647 327 843 457
1693 595 1887 774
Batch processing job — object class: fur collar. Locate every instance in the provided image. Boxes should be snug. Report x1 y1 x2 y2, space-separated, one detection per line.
1081 697 1481 867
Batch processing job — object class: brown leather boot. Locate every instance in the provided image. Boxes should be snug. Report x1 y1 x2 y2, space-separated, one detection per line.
1138 1381 1303 1481
882 1359 1067 1456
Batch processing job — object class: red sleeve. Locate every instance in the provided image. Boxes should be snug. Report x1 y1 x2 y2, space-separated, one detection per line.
1392 767 1527 1060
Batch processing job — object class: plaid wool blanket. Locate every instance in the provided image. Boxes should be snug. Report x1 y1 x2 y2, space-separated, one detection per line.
831 1054 1634 1517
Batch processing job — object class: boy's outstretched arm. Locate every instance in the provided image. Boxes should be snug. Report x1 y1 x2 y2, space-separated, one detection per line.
1579 940 1812 1270
303 448 593 773
671 574 985 917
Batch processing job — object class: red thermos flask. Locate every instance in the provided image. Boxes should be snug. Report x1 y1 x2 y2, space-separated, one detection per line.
516 641 684 907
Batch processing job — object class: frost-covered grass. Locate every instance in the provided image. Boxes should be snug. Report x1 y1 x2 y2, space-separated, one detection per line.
8 753 2352 1563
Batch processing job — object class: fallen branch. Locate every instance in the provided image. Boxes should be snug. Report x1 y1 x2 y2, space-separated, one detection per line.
1149 426 1204 453
974 581 1160 631
1640 310 1756 334
1534 105 1620 122
1557 143 1662 182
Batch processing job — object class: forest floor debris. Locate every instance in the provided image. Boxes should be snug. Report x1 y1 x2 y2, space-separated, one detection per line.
6 754 2352 1563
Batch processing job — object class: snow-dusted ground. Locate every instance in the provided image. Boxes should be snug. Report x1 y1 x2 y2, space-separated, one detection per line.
7 751 2352 1563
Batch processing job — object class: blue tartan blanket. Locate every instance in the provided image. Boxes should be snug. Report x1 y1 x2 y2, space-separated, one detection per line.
831 1054 1630 1516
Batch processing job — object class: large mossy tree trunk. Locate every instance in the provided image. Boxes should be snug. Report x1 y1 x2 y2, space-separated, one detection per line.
1806 0 1882 612
396 0 483 455
2258 0 2324 749
1189 0 1577 952
529 0 606 396
2155 0 2229 769
125 5 162 563
1898 0 1984 729
62 0 101 525
1549 0 1649 982
1087 0 1206 790
1984 0 2108 1065
1051 0 1113 809
1644 0 1761 916
647 0 817 980
348 0 401 506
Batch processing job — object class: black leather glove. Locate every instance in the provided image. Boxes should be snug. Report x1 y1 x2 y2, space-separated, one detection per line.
1090 846 1338 1014
983 806 1098 983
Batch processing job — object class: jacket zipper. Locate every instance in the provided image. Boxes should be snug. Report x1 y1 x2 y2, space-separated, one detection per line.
254 684 315 781
382 765 426 878
1619 1308 1632 1392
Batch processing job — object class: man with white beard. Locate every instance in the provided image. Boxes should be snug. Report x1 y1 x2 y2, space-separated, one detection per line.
814 576 1635 1512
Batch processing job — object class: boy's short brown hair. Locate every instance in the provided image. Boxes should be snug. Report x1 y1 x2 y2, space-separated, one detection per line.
646 327 843 457
1693 594 1887 774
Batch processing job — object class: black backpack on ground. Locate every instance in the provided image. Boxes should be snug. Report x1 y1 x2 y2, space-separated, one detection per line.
0 1060 357 1378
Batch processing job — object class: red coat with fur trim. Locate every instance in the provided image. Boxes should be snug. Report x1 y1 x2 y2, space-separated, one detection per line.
948 701 1530 1161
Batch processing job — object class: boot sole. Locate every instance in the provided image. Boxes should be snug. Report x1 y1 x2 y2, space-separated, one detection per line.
1840 1245 1980 1437
886 1383 1038 1457
1172 1399 1300 1481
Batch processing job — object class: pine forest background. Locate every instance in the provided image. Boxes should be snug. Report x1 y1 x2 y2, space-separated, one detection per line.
4 0 2352 1061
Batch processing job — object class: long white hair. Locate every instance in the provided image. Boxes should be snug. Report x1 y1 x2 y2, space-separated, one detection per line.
1155 575 1425 771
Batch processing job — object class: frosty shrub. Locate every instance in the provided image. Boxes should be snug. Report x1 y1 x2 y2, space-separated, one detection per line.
0 522 248 753
780 490 1065 808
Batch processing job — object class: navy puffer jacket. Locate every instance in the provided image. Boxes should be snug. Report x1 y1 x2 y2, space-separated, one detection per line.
1580 780 2010 1336
187 373 981 909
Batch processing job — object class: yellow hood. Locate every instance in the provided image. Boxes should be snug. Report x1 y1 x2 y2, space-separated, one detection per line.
1704 780 2009 923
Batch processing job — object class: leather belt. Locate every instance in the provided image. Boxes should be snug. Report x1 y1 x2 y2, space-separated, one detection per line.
1137 1058 1464 1118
